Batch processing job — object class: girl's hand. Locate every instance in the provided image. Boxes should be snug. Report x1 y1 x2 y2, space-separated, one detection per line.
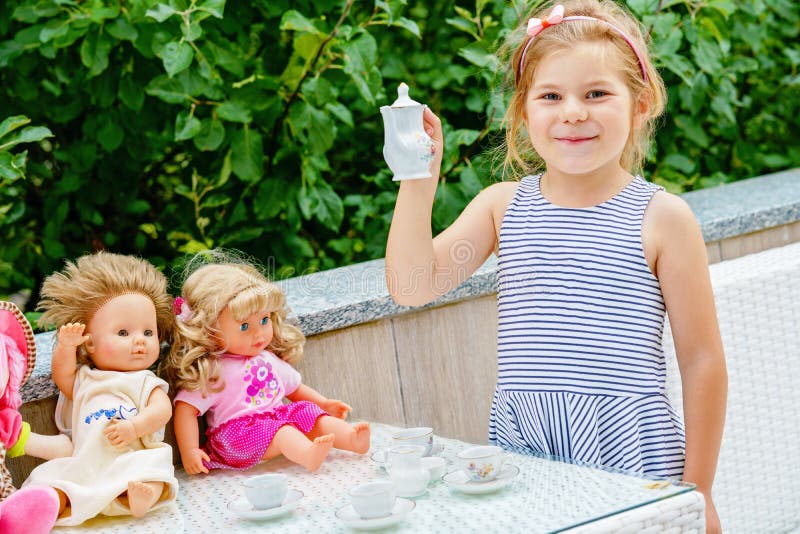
704 495 722 533
320 399 352 419
103 418 137 448
182 448 210 475
423 106 444 177
57 323 89 348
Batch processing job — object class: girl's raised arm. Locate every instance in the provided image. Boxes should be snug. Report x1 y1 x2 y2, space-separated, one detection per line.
385 107 502 306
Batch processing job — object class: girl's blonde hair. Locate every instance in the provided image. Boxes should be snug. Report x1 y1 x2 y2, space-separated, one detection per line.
502 0 666 177
37 252 177 367
165 253 304 395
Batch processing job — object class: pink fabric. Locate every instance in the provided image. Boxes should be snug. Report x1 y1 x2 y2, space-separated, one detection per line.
0 334 26 410
0 408 22 448
175 351 301 430
0 485 60 534
203 400 326 470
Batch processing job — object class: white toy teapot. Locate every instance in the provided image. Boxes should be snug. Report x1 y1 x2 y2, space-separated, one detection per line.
380 83 434 181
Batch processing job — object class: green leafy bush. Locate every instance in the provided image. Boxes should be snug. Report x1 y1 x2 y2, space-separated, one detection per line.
0 0 798 303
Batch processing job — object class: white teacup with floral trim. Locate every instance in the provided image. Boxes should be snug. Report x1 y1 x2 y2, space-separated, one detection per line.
391 426 434 456
456 445 505 483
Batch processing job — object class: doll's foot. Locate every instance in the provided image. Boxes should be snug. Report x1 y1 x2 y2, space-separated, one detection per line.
303 434 335 472
127 481 163 517
350 422 371 454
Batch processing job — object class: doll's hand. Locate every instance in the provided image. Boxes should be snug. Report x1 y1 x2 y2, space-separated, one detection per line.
182 448 210 475
320 399 351 419
57 323 89 348
103 418 138 448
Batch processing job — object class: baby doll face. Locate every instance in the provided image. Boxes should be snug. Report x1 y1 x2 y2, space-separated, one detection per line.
216 306 273 357
85 293 160 371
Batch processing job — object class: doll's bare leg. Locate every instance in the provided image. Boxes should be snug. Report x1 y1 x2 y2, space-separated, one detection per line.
261 425 335 472
308 416 370 454
125 481 164 518
24 432 73 460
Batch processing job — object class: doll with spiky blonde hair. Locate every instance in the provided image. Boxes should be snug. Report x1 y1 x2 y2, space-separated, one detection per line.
163 250 370 474
23 252 179 526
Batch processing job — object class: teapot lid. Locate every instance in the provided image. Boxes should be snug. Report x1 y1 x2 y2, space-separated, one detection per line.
390 83 422 108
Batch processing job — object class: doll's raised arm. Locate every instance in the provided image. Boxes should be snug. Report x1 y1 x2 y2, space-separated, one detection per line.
103 387 172 448
173 400 210 474
287 384 352 419
51 323 89 400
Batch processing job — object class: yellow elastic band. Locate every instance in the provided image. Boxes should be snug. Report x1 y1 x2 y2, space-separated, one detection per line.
7 421 30 458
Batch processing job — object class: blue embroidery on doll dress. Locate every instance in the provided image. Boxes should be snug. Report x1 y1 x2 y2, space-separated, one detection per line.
84 405 138 424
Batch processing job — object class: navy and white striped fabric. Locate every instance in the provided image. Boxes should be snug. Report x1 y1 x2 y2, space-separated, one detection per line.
488 174 685 478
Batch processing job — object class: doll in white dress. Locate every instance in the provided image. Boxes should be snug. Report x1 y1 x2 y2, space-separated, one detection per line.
23 252 179 526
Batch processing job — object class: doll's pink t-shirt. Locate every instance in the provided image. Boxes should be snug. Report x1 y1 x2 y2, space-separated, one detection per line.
174 351 301 430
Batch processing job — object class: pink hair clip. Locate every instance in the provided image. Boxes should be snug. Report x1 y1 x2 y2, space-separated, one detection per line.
173 296 193 323
517 4 648 83
526 4 565 37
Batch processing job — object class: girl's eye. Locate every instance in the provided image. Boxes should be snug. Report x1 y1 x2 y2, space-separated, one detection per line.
260 316 270 326
240 323 249 332
587 90 608 99
118 329 128 336
144 329 154 337
541 93 560 101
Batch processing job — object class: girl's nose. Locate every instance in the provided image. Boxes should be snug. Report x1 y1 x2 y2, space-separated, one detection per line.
560 96 588 123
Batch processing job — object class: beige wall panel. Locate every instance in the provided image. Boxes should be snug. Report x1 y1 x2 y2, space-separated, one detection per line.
706 241 722 264
393 295 498 444
9 397 58 486
296 319 404 427
720 221 800 260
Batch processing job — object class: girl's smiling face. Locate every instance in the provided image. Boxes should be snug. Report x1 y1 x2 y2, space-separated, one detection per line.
525 41 644 181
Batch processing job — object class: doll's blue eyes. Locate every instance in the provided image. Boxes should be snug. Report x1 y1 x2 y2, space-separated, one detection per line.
241 317 268 331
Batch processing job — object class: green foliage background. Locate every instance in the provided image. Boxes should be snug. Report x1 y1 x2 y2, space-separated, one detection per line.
1 0 798 305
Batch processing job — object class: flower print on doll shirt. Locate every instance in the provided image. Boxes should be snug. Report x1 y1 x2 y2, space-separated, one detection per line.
244 357 282 406
84 404 138 425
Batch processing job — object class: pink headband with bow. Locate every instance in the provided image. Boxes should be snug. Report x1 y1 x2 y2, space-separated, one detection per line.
517 4 648 83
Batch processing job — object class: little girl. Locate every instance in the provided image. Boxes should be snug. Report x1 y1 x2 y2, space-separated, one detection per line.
385 1 726 531
24 252 178 526
165 251 370 474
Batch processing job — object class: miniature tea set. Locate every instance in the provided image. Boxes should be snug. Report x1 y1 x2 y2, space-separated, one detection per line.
227 425 520 529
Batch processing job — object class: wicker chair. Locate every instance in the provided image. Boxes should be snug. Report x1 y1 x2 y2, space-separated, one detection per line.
664 241 800 533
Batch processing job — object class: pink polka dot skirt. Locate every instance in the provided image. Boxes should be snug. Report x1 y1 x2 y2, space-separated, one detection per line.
203 400 327 470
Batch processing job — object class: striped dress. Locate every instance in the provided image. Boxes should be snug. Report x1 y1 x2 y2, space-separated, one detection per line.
488 174 685 478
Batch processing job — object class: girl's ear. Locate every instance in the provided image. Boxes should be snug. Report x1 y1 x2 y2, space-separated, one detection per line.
632 90 651 130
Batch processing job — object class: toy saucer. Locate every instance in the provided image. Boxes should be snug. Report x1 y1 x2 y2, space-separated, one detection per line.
370 441 444 467
335 497 415 530
443 464 520 494
227 489 303 520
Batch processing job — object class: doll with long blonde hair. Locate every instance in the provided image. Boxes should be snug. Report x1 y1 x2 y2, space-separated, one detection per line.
165 251 370 474
23 252 178 526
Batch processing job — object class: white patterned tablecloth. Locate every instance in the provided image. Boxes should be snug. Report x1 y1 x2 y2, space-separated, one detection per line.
57 423 703 533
